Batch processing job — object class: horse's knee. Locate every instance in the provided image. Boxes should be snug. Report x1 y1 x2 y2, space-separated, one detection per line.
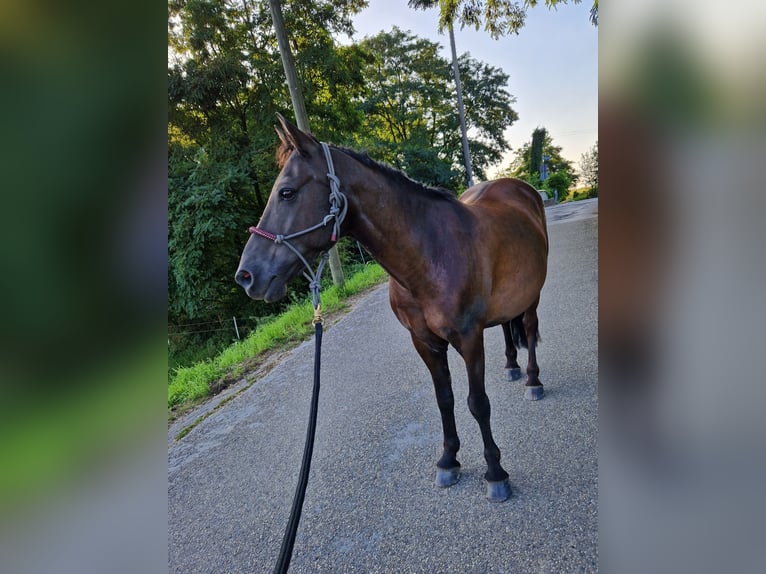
467 392 490 419
434 385 455 409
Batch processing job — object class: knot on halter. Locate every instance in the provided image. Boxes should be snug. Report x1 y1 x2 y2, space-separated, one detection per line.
326 173 340 189
321 142 348 243
308 278 322 295
274 234 285 244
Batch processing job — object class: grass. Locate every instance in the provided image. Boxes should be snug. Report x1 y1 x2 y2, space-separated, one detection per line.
168 263 387 415
560 187 597 203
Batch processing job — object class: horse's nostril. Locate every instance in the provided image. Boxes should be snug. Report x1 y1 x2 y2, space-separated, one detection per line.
235 269 252 287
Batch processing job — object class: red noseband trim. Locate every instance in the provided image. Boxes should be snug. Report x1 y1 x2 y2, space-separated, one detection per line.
249 226 277 241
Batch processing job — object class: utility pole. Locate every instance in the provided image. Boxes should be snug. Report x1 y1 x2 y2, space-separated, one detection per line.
268 0 345 288
448 21 474 188
407 1 474 188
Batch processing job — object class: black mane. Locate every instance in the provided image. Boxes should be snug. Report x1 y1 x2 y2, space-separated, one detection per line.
334 146 458 202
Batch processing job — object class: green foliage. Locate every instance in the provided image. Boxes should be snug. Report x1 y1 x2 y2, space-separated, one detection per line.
579 140 598 195
530 127 546 183
541 170 572 200
356 27 517 189
168 263 387 412
502 126 575 190
410 1 598 40
567 187 596 202
457 53 519 180
168 0 369 334
168 146 260 320
168 2 518 365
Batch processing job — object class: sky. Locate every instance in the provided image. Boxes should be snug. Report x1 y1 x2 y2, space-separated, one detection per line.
342 0 598 175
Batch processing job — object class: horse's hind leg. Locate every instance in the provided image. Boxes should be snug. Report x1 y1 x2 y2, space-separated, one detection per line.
411 336 461 488
501 321 522 381
523 299 544 401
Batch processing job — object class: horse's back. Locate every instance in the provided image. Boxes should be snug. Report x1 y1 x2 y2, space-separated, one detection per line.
460 178 548 249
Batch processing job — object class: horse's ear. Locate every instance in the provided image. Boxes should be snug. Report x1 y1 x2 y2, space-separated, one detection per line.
276 112 319 157
274 122 289 145
274 123 290 149
274 124 293 168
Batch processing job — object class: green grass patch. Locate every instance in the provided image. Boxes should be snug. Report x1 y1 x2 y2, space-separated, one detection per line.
168 263 387 413
560 186 597 203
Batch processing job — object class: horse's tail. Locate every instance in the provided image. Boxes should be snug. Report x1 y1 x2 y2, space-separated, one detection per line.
510 313 541 349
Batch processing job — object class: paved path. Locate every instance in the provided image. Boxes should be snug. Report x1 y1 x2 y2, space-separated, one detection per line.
169 199 598 573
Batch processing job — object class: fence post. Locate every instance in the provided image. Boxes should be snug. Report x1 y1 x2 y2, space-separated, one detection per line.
356 241 366 264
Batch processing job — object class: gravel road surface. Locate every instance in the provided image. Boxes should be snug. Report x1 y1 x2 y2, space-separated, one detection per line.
169 199 598 573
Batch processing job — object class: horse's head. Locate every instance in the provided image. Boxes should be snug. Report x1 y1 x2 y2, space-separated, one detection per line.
235 114 345 302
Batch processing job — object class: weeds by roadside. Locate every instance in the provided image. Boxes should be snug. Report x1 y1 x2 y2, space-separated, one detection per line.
168 264 387 417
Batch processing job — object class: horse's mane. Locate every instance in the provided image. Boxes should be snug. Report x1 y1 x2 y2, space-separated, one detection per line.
275 139 457 202
335 146 458 202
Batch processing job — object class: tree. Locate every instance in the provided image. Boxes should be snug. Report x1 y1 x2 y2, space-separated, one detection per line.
529 127 546 183
456 53 520 178
589 0 598 25
428 0 598 39
267 0 344 288
502 126 575 189
168 146 261 320
409 0 475 187
356 28 518 189
168 0 367 334
541 170 572 201
579 140 598 195
408 0 596 182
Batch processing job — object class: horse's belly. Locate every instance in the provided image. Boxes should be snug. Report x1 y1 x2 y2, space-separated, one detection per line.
485 265 547 323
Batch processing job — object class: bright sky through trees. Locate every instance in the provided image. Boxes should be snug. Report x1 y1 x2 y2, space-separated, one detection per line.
341 0 597 174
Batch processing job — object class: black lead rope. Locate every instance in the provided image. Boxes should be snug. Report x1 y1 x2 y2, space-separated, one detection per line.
252 142 343 572
273 306 323 574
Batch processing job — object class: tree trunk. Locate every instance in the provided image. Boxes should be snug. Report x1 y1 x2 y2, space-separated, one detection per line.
448 21 474 188
268 0 345 288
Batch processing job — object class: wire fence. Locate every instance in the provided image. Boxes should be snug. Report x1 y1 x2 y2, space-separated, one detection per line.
168 316 259 339
169 241 372 342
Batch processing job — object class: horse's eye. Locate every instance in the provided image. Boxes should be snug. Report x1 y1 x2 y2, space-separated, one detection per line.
279 188 296 201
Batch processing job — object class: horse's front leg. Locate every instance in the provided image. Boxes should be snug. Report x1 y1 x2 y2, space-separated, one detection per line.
411 335 461 488
457 330 512 502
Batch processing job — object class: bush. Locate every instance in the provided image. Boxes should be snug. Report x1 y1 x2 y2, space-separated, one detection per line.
542 171 572 202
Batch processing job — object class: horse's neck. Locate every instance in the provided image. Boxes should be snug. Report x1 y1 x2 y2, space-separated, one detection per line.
342 163 457 290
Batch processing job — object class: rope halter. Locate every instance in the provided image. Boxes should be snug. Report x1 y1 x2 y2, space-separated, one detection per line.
248 142 348 310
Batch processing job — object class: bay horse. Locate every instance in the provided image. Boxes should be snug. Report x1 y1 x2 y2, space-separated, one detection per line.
235 115 548 502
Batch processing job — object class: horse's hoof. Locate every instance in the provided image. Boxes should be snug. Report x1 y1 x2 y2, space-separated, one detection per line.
524 385 544 401
505 367 522 381
435 466 461 488
486 479 512 502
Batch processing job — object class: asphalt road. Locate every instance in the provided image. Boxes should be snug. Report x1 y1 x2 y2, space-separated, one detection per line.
169 199 598 573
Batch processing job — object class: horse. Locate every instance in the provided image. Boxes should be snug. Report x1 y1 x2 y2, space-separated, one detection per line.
235 114 548 502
